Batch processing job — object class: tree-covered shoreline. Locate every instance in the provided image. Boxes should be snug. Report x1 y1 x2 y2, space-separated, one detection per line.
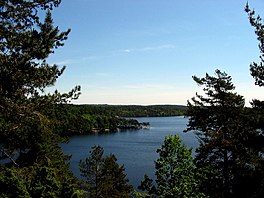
69 104 187 117
52 104 186 136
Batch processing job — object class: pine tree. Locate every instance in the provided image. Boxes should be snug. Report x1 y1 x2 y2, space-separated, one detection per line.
79 145 105 198
102 154 133 198
186 70 264 197
245 3 264 87
243 4 264 197
0 0 81 163
0 0 81 197
79 145 133 198
245 4 264 149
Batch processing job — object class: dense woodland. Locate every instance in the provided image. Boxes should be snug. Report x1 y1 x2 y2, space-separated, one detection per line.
52 104 186 135
73 104 186 117
1 1 264 198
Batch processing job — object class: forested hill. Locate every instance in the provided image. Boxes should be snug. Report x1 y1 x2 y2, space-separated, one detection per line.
71 104 187 117
52 104 187 135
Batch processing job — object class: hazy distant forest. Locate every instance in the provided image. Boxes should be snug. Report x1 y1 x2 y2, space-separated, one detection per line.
1 1 264 197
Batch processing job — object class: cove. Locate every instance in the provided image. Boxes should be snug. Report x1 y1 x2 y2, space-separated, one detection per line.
61 116 198 188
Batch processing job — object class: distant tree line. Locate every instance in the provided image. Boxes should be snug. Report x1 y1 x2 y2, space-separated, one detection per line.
73 104 186 117
50 104 185 135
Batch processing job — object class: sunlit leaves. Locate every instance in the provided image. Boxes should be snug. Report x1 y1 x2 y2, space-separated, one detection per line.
138 135 207 198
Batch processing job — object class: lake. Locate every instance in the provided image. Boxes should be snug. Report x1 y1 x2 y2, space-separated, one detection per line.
61 116 198 188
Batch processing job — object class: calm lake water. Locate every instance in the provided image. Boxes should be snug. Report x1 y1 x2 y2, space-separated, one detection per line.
61 116 198 188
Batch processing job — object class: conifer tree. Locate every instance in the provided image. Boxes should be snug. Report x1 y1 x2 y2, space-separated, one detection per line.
186 70 264 197
0 0 81 197
243 5 264 197
79 145 133 198
245 3 264 87
245 3 264 144
0 0 80 165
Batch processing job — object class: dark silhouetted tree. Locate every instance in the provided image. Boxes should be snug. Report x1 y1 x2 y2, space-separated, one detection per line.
79 145 133 198
245 3 264 87
0 0 81 197
186 70 264 198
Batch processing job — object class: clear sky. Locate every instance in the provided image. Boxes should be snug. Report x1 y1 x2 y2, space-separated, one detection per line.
47 0 264 106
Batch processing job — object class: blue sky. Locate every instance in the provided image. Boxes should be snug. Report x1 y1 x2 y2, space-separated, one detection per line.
48 0 264 106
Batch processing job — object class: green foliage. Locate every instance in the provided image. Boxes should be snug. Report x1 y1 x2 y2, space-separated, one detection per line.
244 4 264 198
245 3 264 87
0 0 82 197
131 190 150 198
102 154 133 197
76 104 186 117
48 104 183 136
30 166 67 197
0 165 84 198
79 145 133 198
0 167 30 198
0 0 81 165
51 104 153 135
186 70 264 197
138 135 207 198
245 4 264 137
